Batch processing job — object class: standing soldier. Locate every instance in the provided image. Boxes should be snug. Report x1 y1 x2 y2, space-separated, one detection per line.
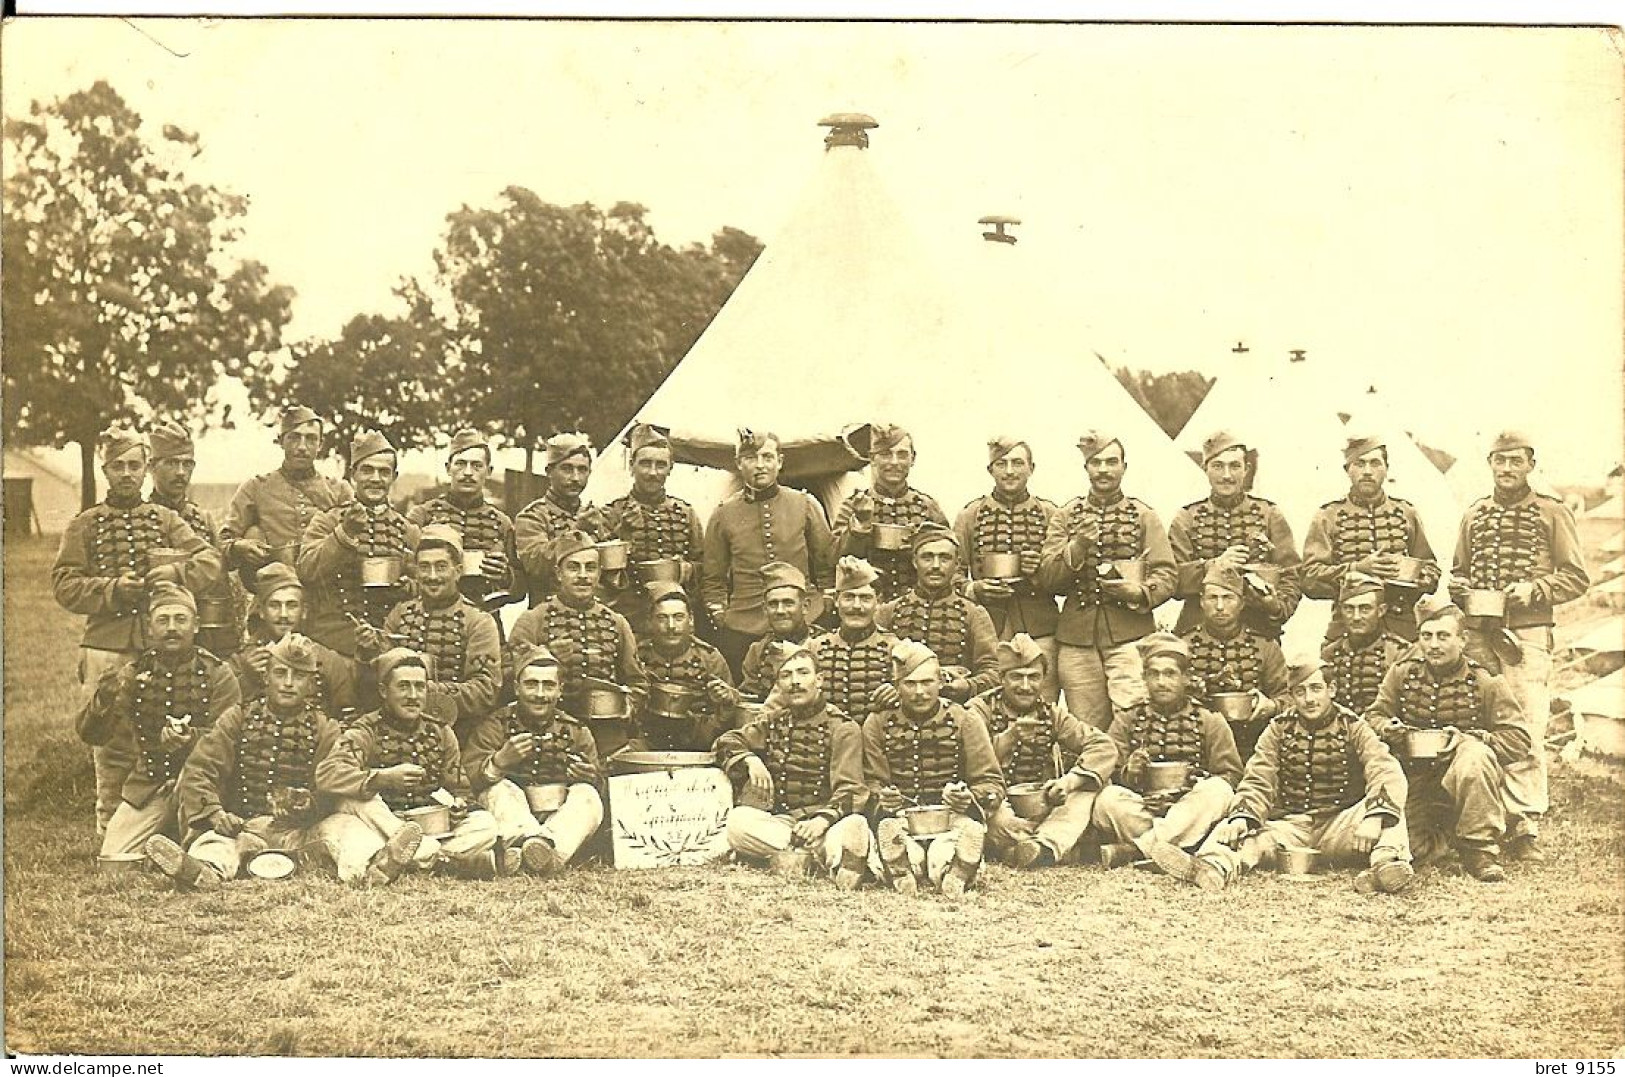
1168 430 1301 638
1302 434 1441 643
298 429 421 658
54 427 222 834
1182 562 1290 761
701 429 835 677
147 420 243 659
407 428 522 610
1036 431 1177 729
738 562 817 701
1319 573 1412 715
969 635 1119 869
1450 430 1589 862
598 424 705 623
229 563 359 721
954 436 1061 701
877 527 999 704
831 423 949 602
514 432 603 606
807 557 899 730
635 582 739 752
219 405 352 588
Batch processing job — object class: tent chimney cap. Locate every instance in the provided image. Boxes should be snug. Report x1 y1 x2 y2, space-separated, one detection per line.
979 215 1021 244
819 112 879 150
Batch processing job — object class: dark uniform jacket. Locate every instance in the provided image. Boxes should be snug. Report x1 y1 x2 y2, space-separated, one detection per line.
1450 488 1590 631
462 704 603 796
702 485 835 637
382 596 502 729
407 494 523 606
965 688 1118 788
315 709 469 813
177 699 342 831
1320 631 1412 715
877 589 1000 699
1036 491 1176 648
715 702 867 821
220 467 352 566
1167 494 1302 638
953 492 1061 640
1302 492 1439 641
1226 704 1404 826
513 491 605 605
1363 655 1532 768
298 502 421 656
832 484 949 601
807 627 899 729
861 702 1005 819
1106 699 1244 791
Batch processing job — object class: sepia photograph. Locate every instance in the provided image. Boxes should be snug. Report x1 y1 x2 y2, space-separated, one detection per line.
2 14 1622 1060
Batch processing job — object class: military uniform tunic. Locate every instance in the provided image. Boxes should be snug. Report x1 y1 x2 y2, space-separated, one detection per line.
832 485 949 601
953 492 1060 639
220 467 352 569
715 703 867 821
702 485 835 637
1319 631 1411 715
1167 493 1302 637
298 502 421 656
807 628 899 729
1301 493 1439 641
407 494 522 605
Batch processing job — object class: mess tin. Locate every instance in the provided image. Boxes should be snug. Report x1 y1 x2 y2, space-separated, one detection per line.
461 550 489 578
609 750 716 776
871 522 911 551
1387 555 1428 585
978 552 1023 580
635 558 683 584
524 784 569 814
95 853 146 875
402 804 452 839
1143 760 1193 792
570 678 631 721
647 682 702 721
1209 692 1255 723
1465 588 1508 619
1243 563 1282 590
902 804 953 837
1402 727 1456 761
195 596 233 629
1277 846 1323 876
1006 782 1050 821
360 555 404 588
595 540 629 571
245 851 298 880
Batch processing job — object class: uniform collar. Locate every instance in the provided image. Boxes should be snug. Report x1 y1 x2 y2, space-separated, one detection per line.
631 488 668 508
872 481 911 502
1208 491 1248 511
1424 655 1470 680
150 491 189 513
1491 485 1537 508
837 625 881 646
1086 489 1127 509
446 490 486 511
990 488 1032 509
279 463 317 482
743 483 780 504
1346 489 1391 510
546 489 582 513
104 492 144 511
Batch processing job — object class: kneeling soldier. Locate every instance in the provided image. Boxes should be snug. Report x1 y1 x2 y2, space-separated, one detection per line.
464 645 604 877
1190 656 1413 893
316 648 509 878
864 640 1005 898
714 645 872 888
970 634 1118 869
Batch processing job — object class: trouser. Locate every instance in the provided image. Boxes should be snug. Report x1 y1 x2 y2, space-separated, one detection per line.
1092 776 1234 850
81 647 138 835
708 624 761 682
332 796 500 875
99 786 178 858
985 788 1101 863
1498 627 1552 836
1055 640 1146 729
187 814 379 884
1402 738 1507 861
874 814 986 891
1193 803 1412 883
480 780 604 864
725 808 872 878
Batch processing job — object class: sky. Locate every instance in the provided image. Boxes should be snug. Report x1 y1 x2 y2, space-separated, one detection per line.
4 19 1622 484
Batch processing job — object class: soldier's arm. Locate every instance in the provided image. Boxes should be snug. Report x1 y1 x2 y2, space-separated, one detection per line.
177 705 245 830
1066 710 1120 789
315 725 377 799
218 476 260 555
1200 710 1245 786
1405 504 1442 591
699 507 731 613
511 500 556 593
962 603 1000 697
1140 508 1178 610
860 711 894 816
1166 507 1208 600
438 726 474 800
1450 507 1473 594
1298 509 1343 600
461 716 508 794
803 493 836 590
1258 639 1292 716
712 716 770 773
613 612 649 692
951 501 978 580
1104 706 1138 764
51 515 122 616
1347 718 1405 824
158 510 224 598
1479 674 1534 766
433 609 503 725
1262 504 1304 622
681 504 705 589
323 649 360 715
830 493 873 557
825 719 869 819
956 707 1006 816
297 508 355 585
1362 665 1405 732
1034 506 1081 596
1227 721 1281 825
76 660 133 746
1538 501 1591 607
569 724 604 784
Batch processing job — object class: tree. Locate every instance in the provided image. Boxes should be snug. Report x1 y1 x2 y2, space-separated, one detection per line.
2 81 294 508
1110 363 1215 439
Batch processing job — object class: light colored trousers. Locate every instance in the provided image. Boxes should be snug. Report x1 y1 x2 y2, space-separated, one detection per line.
1056 641 1146 729
332 795 499 873
480 780 604 864
1092 776 1234 850
99 786 178 858
1499 627 1552 836
1193 802 1412 882
1403 737 1508 861
188 814 380 884
81 647 138 835
874 813 987 890
725 807 872 877
986 790 1101 862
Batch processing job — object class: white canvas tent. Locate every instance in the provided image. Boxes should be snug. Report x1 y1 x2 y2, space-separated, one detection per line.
1585 495 1625 522
1567 668 1625 758
1597 556 1624 582
1566 616 1625 658
1604 531 1624 556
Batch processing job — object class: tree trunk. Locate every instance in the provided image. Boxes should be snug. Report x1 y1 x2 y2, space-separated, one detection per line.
525 444 534 473
78 439 97 511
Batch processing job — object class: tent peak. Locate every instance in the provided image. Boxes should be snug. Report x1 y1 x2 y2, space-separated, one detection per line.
978 215 1020 244
819 112 879 150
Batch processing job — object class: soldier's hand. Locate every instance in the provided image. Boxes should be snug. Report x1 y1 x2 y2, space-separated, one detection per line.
1505 581 1537 607
340 503 372 538
942 674 973 702
565 755 597 784
493 733 534 772
1209 818 1248 848
209 810 245 837
143 564 183 590
848 492 875 528
942 782 973 814
974 579 1015 600
353 622 387 660
1043 775 1076 804
870 683 901 711
1068 530 1097 563
1352 815 1383 854
447 798 470 824
1100 580 1145 608
1365 552 1400 579
233 538 271 568
479 550 509 579
744 755 773 805
159 720 193 752
1123 749 1152 787
112 574 145 605
1018 549 1040 578
706 677 737 704
1217 546 1250 569
1251 690 1278 721
374 763 428 791
791 816 831 846
878 785 906 814
246 646 273 678
1379 716 1407 744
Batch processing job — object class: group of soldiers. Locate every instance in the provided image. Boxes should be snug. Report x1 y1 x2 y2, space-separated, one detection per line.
53 406 1591 895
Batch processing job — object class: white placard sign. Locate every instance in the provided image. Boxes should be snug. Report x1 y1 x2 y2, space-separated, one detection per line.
608 767 733 869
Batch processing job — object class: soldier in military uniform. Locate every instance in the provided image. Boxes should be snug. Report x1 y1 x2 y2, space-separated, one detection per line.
877 527 999 705
634 582 739 751
298 429 421 657
738 562 817 702
463 644 604 877
968 635 1119 869
1036 431 1177 729
807 557 899 730
954 436 1061 701
864 640 1005 898
316 648 509 879
1091 633 1242 879
508 532 647 758
514 432 604 606
715 645 873 889
147 420 244 659
407 428 522 610
1182 562 1290 761
1302 434 1442 643
229 563 359 719
831 423 950 602
362 525 502 742
1190 656 1413 894
77 583 242 859
1320 573 1412 715
1450 429 1590 862
148 634 399 889
597 424 705 623
701 429 835 676
1168 430 1301 638
54 427 223 834
219 405 352 588
1364 596 1532 882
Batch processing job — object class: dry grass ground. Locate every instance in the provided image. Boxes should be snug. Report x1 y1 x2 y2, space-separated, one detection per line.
5 536 1623 1058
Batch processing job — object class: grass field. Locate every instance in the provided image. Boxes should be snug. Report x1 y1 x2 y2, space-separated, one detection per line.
5 536 1623 1058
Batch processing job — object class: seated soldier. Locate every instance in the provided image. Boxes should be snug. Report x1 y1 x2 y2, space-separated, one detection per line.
1092 632 1243 880
738 562 816 702
864 640 1005 898
715 645 872 888
635 582 739 751
969 634 1118 869
78 583 242 860
1190 656 1413 894
1320 572 1412 715
1182 562 1289 761
147 635 411 888
229 563 358 720
463 645 604 877
807 557 899 729
1364 596 1532 883
316 648 510 879
877 527 998 705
